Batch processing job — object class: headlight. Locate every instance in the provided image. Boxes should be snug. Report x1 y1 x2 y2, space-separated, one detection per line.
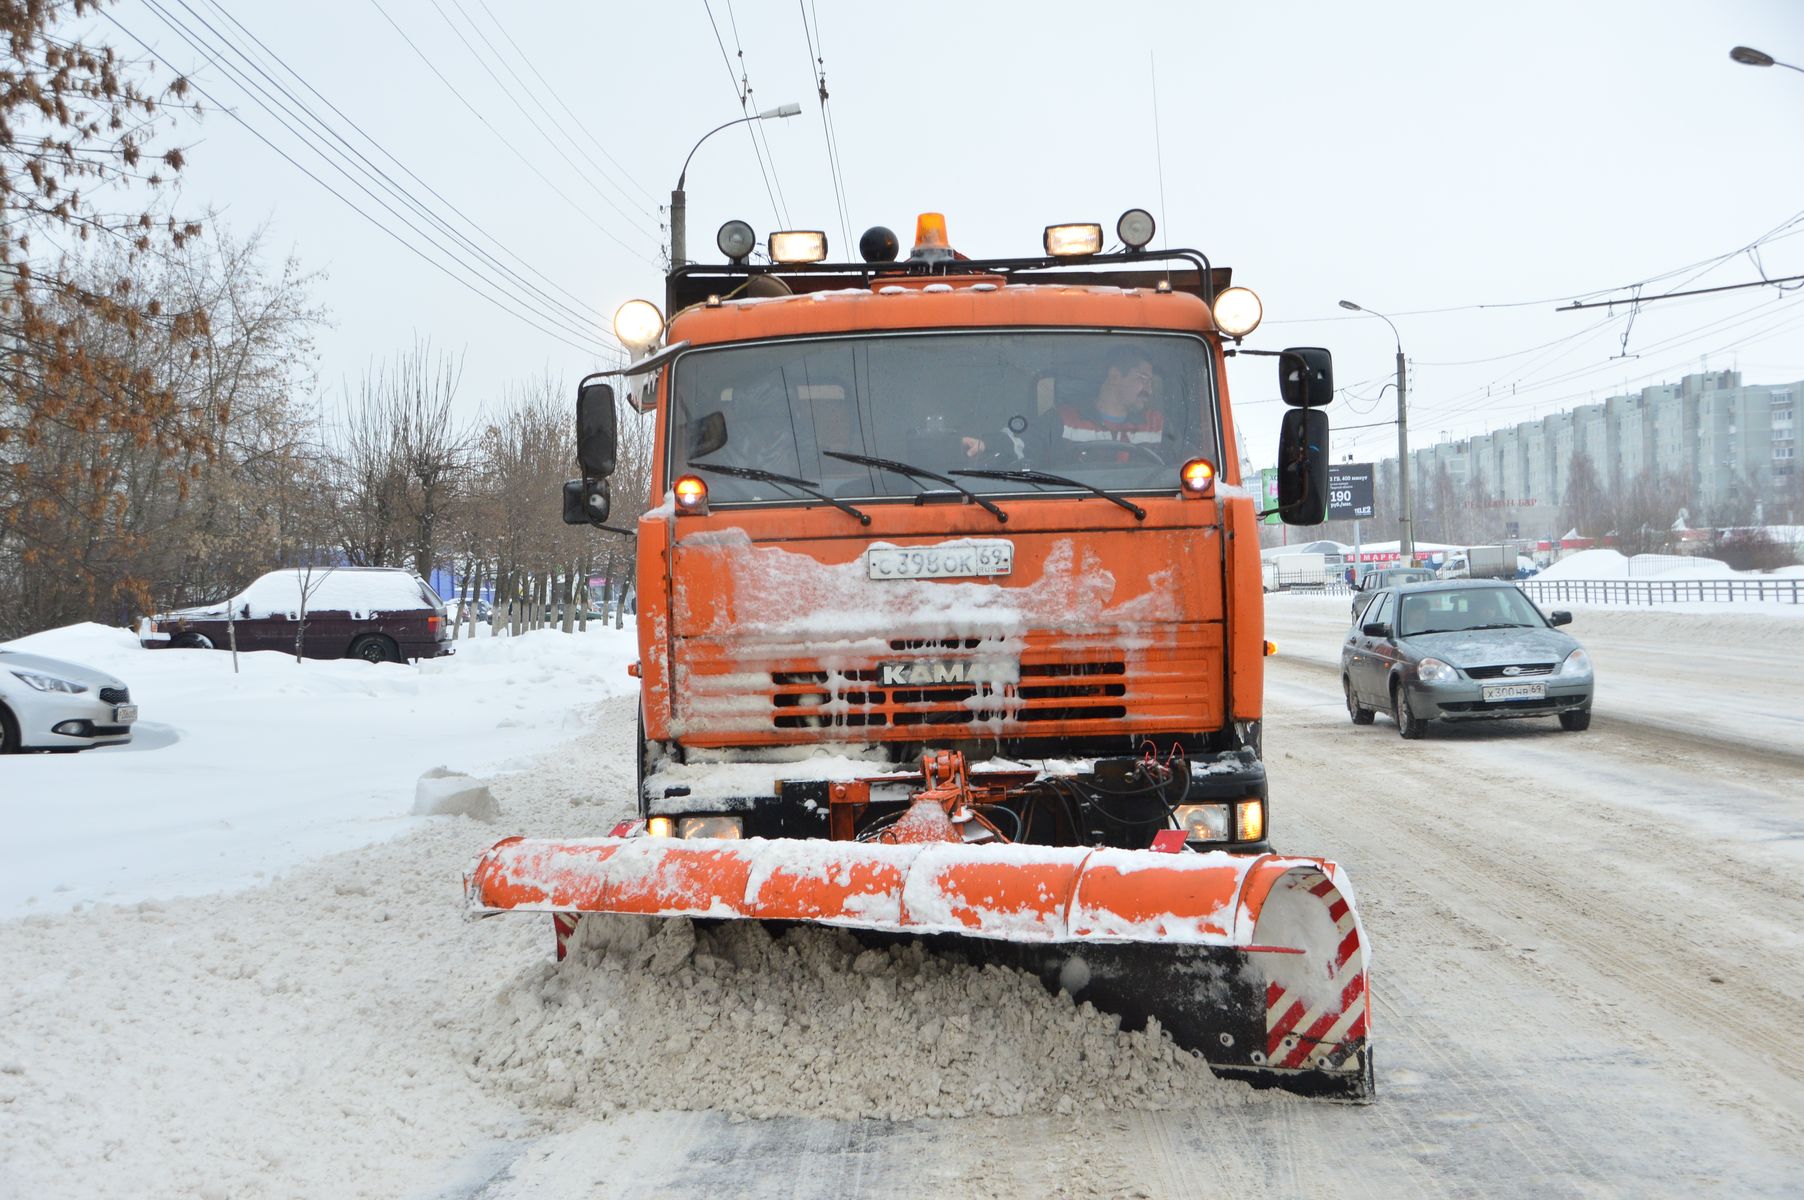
1174 803 1230 842
678 815 744 840
11 670 88 694
1561 648 1593 677
1417 657 1457 684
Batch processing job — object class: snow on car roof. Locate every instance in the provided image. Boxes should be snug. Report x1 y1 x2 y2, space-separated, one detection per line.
237 568 437 617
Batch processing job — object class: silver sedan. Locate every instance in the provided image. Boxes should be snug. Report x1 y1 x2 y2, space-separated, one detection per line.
0 648 137 752
1342 581 1593 739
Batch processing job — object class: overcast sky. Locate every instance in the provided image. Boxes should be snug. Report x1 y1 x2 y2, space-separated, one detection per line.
98 0 1804 469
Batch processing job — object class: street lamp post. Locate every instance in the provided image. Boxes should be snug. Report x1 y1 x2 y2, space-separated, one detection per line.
671 103 802 269
1339 299 1412 563
1730 45 1804 74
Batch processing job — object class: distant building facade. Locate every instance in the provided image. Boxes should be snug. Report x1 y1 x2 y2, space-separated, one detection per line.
1377 370 1800 536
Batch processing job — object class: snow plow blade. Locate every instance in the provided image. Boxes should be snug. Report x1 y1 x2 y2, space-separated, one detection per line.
465 837 1373 1102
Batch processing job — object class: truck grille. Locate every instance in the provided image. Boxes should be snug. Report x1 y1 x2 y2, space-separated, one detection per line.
1464 664 1556 680
99 686 130 704
771 661 1129 729
676 625 1222 746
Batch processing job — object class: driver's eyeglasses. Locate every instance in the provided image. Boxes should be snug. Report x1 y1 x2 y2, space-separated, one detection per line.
1125 368 1156 386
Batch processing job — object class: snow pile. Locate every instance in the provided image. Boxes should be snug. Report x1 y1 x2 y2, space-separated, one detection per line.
1538 549 1741 581
0 621 638 917
413 767 498 821
470 914 1264 1120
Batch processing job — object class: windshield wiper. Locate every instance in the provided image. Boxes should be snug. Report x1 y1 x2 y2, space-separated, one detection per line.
688 462 871 525
951 467 1146 521
822 451 1007 523
1464 623 1533 630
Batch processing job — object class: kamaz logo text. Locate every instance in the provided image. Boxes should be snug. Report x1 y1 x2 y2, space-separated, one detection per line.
879 660 1018 686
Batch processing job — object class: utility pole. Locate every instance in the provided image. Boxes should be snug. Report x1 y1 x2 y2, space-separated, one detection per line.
1396 345 1412 563
1341 300 1412 563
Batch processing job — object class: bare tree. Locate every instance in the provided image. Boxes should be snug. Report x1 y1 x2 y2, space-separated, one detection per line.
1560 451 1609 539
325 343 473 579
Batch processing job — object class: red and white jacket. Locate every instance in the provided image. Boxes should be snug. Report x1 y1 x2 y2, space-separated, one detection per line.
1058 404 1164 446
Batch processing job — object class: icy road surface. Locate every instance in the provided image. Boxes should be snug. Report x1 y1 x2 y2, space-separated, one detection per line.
2 606 1801 1197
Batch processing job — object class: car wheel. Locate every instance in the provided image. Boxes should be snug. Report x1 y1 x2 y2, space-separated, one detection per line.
1345 676 1375 725
176 633 214 650
349 634 399 664
1559 706 1592 732
0 703 19 754
1392 682 1426 740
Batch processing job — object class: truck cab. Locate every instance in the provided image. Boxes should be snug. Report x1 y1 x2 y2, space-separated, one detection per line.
566 212 1333 857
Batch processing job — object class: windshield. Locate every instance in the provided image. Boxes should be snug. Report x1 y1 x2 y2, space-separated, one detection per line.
1397 588 1545 637
668 331 1218 502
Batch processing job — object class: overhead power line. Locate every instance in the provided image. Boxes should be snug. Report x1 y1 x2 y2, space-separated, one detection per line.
110 4 622 359
190 0 611 332
701 0 787 228
798 0 852 254
429 0 656 238
1556 273 1804 311
473 0 657 205
368 0 659 268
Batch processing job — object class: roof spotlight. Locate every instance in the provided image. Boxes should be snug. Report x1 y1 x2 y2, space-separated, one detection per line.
716 219 756 262
1117 208 1156 250
769 230 828 264
1045 223 1103 257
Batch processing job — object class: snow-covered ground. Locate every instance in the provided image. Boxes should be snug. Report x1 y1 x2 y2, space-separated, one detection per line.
2 610 1801 1197
0 622 637 916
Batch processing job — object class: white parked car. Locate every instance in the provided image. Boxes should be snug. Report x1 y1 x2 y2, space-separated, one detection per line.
0 648 137 752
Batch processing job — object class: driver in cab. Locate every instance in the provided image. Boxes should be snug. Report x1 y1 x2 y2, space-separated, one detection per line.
1057 349 1164 462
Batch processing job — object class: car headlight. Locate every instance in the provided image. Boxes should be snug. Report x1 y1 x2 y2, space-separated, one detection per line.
11 670 88 694
1417 657 1457 684
1174 802 1230 842
1560 648 1593 677
677 815 744 840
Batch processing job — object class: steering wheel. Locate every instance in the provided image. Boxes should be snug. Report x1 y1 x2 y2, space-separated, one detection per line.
1067 440 1170 468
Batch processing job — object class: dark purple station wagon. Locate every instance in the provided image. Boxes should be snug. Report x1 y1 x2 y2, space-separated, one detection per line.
142 567 452 663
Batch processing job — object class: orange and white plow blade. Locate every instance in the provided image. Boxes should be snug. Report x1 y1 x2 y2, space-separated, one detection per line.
465 837 1374 1101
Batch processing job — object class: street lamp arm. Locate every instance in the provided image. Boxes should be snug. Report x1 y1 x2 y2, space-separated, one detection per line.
677 103 803 190
678 117 756 191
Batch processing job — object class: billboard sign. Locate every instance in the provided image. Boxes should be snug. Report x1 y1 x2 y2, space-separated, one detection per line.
1327 462 1375 521
1259 468 1281 525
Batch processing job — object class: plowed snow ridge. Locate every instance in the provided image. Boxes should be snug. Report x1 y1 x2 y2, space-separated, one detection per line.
471 913 1273 1120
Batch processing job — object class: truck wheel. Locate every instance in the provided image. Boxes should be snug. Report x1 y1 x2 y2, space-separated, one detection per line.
1559 707 1591 732
349 634 398 664
1392 682 1426 740
1345 677 1374 725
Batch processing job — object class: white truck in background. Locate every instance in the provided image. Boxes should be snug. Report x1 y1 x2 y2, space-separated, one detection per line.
1438 545 1513 580
1262 551 1329 591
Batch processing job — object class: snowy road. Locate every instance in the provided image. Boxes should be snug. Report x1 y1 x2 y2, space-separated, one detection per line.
4 607 1802 1197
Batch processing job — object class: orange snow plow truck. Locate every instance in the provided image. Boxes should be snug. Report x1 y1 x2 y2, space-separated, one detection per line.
466 211 1371 1101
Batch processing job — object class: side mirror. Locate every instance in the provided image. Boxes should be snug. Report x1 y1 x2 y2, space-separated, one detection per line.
1278 347 1334 408
1276 407 1330 525
577 381 618 477
689 411 728 459
1549 610 1572 627
1361 622 1390 639
562 477 612 527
